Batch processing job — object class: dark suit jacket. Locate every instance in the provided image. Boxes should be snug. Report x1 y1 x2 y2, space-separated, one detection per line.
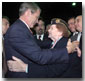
4 19 69 78
34 34 52 49
61 35 82 78
46 37 69 77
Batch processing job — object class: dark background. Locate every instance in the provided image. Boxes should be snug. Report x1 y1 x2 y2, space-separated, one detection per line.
2 2 82 25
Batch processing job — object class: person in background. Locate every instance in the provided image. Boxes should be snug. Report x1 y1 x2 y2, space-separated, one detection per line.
75 15 82 58
34 17 45 41
61 15 82 78
68 17 78 37
34 17 52 49
2 16 10 36
2 16 10 77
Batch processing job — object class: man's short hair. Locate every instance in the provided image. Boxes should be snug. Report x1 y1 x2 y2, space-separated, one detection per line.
2 16 9 22
68 17 75 21
19 2 41 16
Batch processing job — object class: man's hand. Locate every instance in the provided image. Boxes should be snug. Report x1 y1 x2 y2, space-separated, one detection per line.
66 39 79 53
7 56 28 72
76 47 81 57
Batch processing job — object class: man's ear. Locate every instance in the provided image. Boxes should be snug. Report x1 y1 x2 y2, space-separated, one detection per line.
25 9 32 16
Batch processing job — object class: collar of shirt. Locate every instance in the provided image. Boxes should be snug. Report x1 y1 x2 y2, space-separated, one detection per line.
37 34 44 41
51 36 63 49
20 19 30 30
20 19 33 34
73 32 78 36
77 32 82 42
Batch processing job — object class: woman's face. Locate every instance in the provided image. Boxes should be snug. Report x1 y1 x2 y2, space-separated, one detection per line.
48 24 62 40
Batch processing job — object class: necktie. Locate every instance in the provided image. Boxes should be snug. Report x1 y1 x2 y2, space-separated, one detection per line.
39 35 41 40
70 33 78 42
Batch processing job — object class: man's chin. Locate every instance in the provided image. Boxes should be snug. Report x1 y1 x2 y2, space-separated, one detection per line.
38 32 43 35
30 25 34 28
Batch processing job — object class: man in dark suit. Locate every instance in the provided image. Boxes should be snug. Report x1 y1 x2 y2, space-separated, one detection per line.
2 16 10 77
68 17 78 37
4 2 78 78
75 15 82 50
34 17 52 49
61 15 82 78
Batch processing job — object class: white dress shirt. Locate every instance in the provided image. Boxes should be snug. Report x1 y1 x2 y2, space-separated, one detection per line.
36 34 44 41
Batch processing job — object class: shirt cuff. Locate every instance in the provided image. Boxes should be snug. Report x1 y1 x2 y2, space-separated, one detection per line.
26 64 28 73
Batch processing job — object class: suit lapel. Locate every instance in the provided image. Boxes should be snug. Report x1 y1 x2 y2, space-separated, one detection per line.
18 19 35 40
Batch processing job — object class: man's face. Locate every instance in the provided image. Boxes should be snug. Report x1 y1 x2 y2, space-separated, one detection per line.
35 20 45 35
75 16 82 32
2 18 10 35
26 9 40 28
68 18 76 32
